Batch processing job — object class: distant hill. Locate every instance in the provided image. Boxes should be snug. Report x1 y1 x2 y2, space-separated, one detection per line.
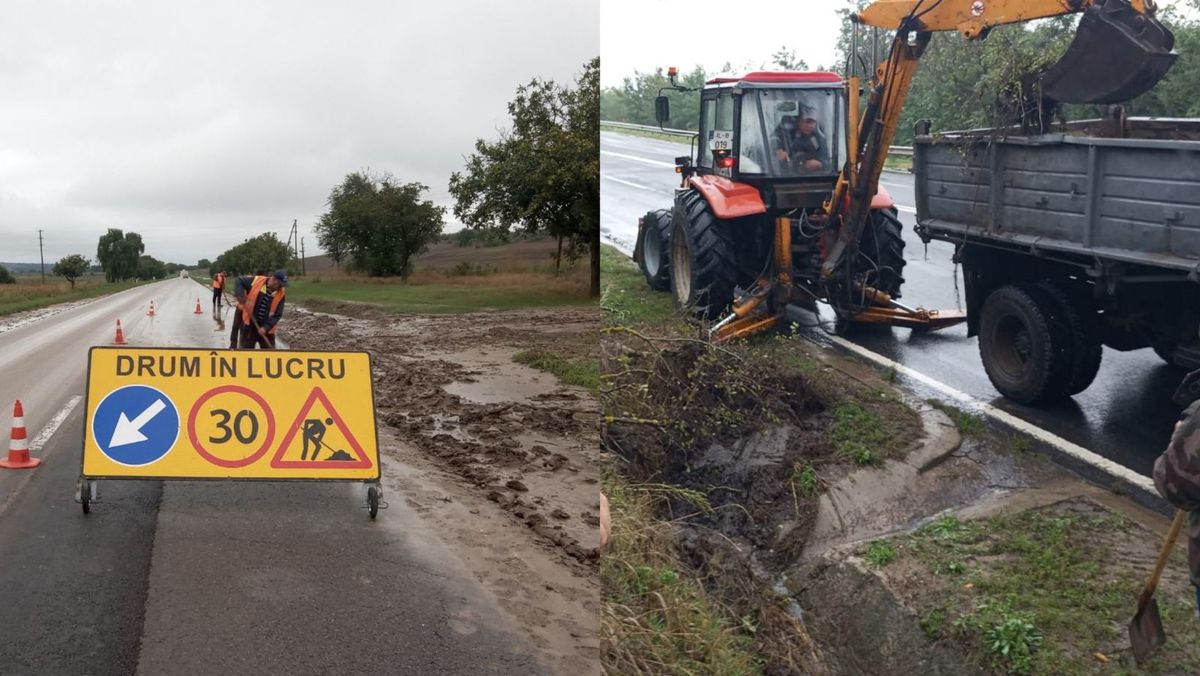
299 237 564 275
0 262 47 274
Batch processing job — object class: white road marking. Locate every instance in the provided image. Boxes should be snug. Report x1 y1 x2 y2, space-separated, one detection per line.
30 395 82 451
601 174 669 193
600 150 677 168
826 335 1158 495
896 205 916 214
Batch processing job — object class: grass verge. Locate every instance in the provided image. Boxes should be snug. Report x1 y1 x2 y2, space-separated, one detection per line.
286 269 593 314
869 503 1200 674
601 471 760 675
601 123 694 146
600 245 678 329
0 277 149 317
514 348 599 395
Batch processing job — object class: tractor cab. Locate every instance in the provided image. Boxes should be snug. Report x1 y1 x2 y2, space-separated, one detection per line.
662 71 848 211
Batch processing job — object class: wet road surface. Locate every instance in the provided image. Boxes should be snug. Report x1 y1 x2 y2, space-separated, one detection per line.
601 130 1182 478
0 277 544 674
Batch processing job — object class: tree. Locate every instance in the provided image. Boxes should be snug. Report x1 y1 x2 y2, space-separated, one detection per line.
212 233 293 277
136 255 168 280
0 264 13 284
96 229 145 282
449 57 601 296
600 64 708 129
315 172 444 278
52 254 89 289
770 46 808 71
197 258 211 270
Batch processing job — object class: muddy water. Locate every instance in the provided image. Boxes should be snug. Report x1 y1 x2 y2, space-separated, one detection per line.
439 347 560 404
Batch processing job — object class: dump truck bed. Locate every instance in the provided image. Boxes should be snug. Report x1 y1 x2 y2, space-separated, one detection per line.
914 118 1200 274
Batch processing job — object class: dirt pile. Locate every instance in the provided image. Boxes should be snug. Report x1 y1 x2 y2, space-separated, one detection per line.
281 305 601 565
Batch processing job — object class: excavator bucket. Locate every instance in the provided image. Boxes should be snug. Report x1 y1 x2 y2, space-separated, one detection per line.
1041 0 1176 104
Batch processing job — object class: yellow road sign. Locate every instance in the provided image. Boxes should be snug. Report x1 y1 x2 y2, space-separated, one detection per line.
82 347 379 480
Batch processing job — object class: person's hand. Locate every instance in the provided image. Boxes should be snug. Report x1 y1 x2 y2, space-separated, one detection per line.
804 159 823 171
257 326 267 337
775 148 789 162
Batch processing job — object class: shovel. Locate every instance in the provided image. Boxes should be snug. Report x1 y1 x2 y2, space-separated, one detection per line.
1129 509 1187 664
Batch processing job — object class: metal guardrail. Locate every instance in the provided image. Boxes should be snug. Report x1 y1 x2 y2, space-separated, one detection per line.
601 119 913 157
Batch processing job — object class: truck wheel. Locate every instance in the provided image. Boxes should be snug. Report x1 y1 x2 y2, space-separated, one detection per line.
858 208 907 299
637 209 672 291
1037 283 1102 395
978 285 1074 404
671 191 739 319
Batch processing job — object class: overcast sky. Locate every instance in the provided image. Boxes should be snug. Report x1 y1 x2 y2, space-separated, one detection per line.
601 0 1196 87
0 0 598 264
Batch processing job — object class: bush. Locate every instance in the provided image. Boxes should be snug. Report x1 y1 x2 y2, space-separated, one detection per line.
0 265 13 284
446 261 497 277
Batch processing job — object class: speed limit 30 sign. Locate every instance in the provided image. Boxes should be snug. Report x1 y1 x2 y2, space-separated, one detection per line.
81 347 379 481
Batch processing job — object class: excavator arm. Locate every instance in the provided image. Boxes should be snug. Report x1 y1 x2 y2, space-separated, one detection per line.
857 0 1157 39
820 0 1174 283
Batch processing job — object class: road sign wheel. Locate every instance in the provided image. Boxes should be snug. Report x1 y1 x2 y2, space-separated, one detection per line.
367 485 379 519
80 481 92 515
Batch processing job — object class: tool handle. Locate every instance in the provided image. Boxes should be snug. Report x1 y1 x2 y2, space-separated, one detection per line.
1139 509 1188 609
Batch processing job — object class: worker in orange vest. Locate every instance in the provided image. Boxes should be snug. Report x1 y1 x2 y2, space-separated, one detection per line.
211 270 227 311
232 270 288 349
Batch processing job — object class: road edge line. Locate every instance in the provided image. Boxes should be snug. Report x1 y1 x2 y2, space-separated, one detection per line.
30 395 82 452
826 335 1165 509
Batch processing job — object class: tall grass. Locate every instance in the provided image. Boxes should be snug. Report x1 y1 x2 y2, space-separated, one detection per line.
0 276 146 317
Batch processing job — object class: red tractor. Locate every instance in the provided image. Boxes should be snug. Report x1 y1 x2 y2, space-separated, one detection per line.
635 70 907 326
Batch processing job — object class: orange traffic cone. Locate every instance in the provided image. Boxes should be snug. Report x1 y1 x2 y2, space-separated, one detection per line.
0 400 41 469
147 300 156 317
194 298 203 314
114 319 128 345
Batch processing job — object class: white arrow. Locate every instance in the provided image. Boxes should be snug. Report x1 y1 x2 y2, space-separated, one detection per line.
108 399 168 448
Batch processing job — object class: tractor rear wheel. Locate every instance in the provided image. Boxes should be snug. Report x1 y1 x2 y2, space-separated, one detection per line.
858 208 907 299
637 209 672 291
671 191 740 319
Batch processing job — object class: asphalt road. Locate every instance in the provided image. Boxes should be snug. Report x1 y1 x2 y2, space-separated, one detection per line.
0 277 543 675
601 130 1182 478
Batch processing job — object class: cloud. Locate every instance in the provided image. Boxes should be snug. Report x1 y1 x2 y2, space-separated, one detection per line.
0 0 598 263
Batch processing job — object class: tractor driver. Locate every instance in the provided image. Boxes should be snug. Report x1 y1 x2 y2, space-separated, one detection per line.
774 115 830 174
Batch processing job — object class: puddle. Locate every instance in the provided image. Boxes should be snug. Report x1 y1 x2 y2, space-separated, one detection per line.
444 373 558 404
439 347 559 404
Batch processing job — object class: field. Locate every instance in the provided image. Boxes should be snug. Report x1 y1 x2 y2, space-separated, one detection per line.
300 237 566 276
287 237 593 314
0 275 147 317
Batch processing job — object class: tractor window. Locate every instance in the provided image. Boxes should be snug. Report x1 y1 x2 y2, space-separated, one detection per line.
739 88 844 178
698 91 735 170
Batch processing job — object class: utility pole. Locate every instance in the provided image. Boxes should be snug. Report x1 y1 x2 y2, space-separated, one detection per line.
38 230 45 284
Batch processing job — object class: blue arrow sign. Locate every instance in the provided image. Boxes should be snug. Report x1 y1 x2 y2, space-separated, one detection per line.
91 385 179 466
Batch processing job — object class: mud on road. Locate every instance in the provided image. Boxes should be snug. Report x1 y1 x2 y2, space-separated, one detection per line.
280 303 600 673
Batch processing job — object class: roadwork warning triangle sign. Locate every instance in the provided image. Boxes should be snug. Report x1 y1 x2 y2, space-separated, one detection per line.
270 387 372 469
